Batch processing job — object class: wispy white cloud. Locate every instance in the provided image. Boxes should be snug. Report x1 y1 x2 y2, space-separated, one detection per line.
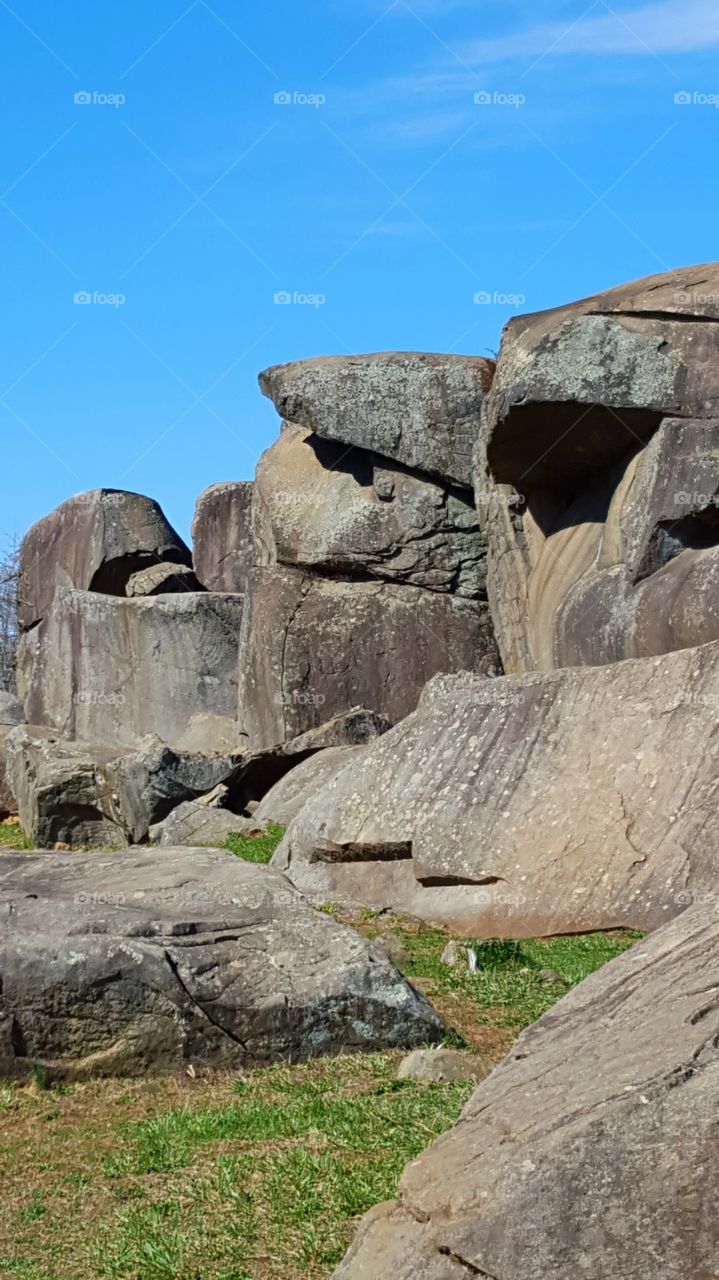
464 0 719 64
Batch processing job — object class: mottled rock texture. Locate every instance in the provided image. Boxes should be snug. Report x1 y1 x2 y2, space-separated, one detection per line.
274 642 719 936
334 902 719 1280
260 352 494 487
192 481 255 595
18 589 244 749
253 424 487 597
477 264 719 671
0 848 447 1079
238 566 498 750
18 489 193 631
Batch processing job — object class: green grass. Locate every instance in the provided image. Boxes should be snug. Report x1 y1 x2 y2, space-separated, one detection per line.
388 923 642 1027
96 1055 473 1279
0 905 641 1280
221 823 285 864
0 822 33 850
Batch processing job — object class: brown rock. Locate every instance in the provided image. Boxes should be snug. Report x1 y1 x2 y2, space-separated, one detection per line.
192 481 255 594
334 902 719 1279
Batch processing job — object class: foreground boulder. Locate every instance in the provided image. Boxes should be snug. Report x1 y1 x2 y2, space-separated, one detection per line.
334 902 719 1279
18 588 244 748
260 352 494 487
17 488 193 631
478 264 719 671
0 848 447 1079
238 566 497 749
275 641 719 935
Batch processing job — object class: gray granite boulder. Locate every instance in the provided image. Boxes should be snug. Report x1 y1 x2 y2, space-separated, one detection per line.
238 566 499 750
334 901 719 1280
18 589 244 749
259 352 495 487
192 481 255 595
0 847 447 1079
477 264 719 672
18 489 193 630
254 746 361 827
275 641 719 936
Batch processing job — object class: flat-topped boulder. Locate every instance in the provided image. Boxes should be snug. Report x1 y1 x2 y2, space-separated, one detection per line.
334 901 719 1279
18 588 244 749
259 352 494 487
0 848 447 1079
18 489 193 630
275 640 719 936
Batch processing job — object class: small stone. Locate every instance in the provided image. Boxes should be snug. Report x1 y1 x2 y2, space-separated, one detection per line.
441 940 474 969
376 933 408 967
539 968 563 983
398 1048 493 1084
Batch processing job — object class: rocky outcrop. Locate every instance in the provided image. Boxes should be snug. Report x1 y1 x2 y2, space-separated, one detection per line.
238 566 497 750
18 488 194 631
0 692 24 818
6 712 388 849
192 481 255 594
6 726 246 848
0 847 447 1079
253 424 487 597
18 589 245 749
274 640 719 936
334 901 719 1280
260 352 494 487
478 264 719 671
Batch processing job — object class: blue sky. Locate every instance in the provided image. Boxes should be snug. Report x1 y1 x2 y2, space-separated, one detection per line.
1 0 718 544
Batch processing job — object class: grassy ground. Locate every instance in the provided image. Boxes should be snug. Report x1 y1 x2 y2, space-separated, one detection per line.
0 820 640 1279
221 824 285 864
0 820 33 850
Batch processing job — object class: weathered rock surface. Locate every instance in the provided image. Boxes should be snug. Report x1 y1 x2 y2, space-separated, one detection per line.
18 589 244 748
478 264 719 671
275 642 719 936
334 902 719 1280
238 566 499 750
18 489 193 630
192 481 255 595
260 353 494 487
124 561 201 596
0 848 447 1079
6 726 245 848
0 694 24 817
253 424 487 597
254 746 361 827
157 791 263 847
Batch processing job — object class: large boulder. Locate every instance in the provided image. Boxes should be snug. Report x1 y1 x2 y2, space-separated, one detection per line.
259 352 494 487
254 745 361 827
334 901 719 1280
274 641 719 936
6 726 245 847
238 566 499 750
18 489 193 631
18 588 244 749
478 264 719 672
253 424 487 598
192 481 255 594
0 848 447 1079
